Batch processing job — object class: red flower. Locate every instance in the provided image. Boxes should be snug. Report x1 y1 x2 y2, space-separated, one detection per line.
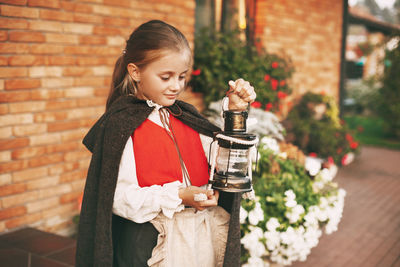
264 74 271 82
328 156 334 165
337 147 343 154
192 69 201 76
251 101 262 108
309 152 317 157
277 91 287 99
357 126 364 133
279 80 286 86
271 79 278 90
265 103 273 111
346 133 353 143
320 90 326 96
271 62 279 68
341 154 348 166
350 141 359 149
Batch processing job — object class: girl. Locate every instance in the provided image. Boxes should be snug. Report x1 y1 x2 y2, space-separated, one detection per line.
76 20 256 267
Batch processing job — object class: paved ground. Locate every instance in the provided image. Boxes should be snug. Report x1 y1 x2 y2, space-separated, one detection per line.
292 146 400 267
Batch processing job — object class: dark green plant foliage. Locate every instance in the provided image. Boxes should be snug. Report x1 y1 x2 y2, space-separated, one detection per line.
378 36 400 139
285 92 359 165
190 28 294 110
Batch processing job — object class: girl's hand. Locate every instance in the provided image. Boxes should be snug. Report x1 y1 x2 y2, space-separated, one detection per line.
227 78 256 110
178 186 219 211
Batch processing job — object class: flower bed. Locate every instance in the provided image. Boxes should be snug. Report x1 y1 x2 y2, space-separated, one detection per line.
240 137 346 266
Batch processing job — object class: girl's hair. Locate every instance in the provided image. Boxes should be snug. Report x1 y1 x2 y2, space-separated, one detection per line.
106 20 191 110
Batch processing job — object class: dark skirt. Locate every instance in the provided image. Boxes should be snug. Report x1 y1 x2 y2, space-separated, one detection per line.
112 215 159 267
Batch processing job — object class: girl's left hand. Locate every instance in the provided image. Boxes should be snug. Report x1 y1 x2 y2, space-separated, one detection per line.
227 78 256 110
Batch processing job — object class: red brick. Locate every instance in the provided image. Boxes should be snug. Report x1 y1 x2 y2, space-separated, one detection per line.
8 55 45 66
1 191 38 209
13 123 46 136
60 191 82 204
60 169 87 183
0 205 26 220
29 20 63 32
9 101 45 113
0 91 31 103
47 120 80 132
63 23 93 34
78 97 106 107
0 5 39 19
0 0 27 5
74 2 93 13
46 56 75 66
64 45 91 55
79 35 107 45
12 146 46 159
46 141 79 154
0 137 29 150
28 153 63 168
93 25 122 36
63 67 93 77
103 0 131 7
12 166 47 182
45 33 78 44
48 161 79 175
0 43 30 54
45 99 77 110
0 30 7 41
0 104 8 115
0 160 27 173
61 129 87 142
0 56 7 65
5 78 41 90
0 150 11 162
73 77 105 87
29 132 60 146
34 110 67 122
74 13 103 24
27 176 59 190
39 9 73 22
5 212 41 229
9 32 45 43
26 196 59 212
28 0 60 9
103 17 130 27
64 150 89 162
41 77 73 89
38 183 70 199
75 57 109 66
30 44 63 54
94 87 109 97
0 183 26 197
60 0 74 11
0 67 27 78
0 17 28 30
30 89 64 100
90 46 120 56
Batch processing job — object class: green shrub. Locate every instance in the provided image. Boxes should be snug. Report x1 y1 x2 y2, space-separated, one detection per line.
284 92 359 165
189 28 294 111
377 36 400 138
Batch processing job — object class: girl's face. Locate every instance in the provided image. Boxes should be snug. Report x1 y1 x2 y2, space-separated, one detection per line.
135 50 191 106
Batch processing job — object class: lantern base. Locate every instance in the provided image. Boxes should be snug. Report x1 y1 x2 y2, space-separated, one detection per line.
211 173 252 193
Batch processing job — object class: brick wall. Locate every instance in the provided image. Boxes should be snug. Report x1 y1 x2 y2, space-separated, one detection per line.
0 0 195 236
255 0 344 101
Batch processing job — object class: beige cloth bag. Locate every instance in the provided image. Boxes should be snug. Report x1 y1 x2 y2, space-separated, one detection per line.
148 206 230 267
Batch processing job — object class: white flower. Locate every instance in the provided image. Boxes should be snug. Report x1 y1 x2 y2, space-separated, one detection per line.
260 136 280 154
319 168 333 183
248 202 264 225
266 217 280 232
243 256 269 267
240 206 248 224
284 189 296 201
305 157 322 176
264 231 280 250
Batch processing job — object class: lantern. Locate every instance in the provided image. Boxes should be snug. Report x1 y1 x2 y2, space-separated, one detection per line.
208 103 258 192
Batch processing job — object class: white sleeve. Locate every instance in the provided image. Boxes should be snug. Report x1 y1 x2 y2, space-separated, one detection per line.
112 137 185 223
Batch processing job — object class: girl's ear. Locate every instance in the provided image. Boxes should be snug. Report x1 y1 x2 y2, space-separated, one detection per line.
127 63 140 82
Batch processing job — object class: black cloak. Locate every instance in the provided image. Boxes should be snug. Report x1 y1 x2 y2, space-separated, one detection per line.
75 96 242 267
